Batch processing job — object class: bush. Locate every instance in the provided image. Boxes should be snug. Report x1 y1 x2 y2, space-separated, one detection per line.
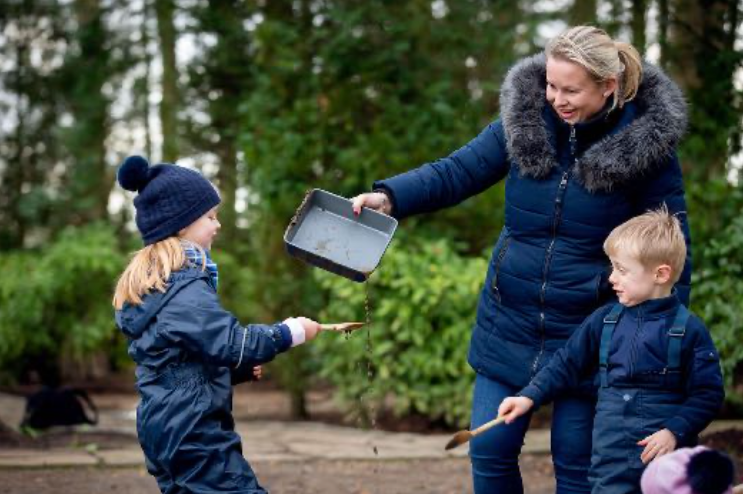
313 232 487 427
0 224 126 383
693 214 743 404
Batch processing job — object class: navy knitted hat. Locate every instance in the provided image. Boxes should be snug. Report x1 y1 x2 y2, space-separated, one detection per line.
117 156 221 245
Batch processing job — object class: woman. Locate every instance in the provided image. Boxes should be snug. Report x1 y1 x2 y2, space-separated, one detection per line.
352 26 691 493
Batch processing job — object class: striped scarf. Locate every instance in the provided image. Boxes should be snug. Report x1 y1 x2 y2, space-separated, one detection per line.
182 241 219 290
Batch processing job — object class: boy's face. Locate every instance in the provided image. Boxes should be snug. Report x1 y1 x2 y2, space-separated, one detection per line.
180 206 221 250
608 252 671 307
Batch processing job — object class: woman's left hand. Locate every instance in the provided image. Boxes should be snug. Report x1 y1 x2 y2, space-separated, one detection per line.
637 428 677 464
252 365 263 381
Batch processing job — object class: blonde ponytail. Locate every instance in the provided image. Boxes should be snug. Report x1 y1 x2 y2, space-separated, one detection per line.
615 41 643 107
112 237 186 310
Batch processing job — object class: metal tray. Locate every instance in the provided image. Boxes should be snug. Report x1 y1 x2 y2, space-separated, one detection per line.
284 189 398 282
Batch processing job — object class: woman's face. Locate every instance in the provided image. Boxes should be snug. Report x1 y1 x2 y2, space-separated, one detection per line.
545 56 616 124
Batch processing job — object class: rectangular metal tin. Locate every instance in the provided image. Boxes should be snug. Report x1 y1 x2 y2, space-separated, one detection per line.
284 189 398 282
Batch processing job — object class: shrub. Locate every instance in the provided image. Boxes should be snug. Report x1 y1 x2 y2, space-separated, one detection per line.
313 233 487 427
693 214 743 404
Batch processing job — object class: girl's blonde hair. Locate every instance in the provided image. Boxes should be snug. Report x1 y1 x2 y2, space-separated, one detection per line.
546 25 643 112
112 237 206 310
603 206 687 284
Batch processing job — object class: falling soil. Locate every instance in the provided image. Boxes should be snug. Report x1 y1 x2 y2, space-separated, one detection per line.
352 280 378 456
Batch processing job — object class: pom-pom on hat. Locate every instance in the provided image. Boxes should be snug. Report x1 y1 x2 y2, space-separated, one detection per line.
117 156 221 245
641 446 735 494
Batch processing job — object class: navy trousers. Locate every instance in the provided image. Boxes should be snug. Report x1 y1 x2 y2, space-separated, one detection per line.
469 373 594 494
590 387 686 494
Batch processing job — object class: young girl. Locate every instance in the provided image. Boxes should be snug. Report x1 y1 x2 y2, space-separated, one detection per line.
113 155 321 493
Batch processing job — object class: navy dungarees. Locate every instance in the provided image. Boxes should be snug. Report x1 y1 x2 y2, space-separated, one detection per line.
590 304 690 493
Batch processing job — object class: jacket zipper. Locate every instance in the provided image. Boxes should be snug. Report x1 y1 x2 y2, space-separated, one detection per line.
628 307 644 378
491 236 511 304
532 128 574 375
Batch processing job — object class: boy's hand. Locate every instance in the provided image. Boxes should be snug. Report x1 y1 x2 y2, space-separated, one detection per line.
252 366 262 381
638 428 677 464
498 396 534 424
297 317 321 341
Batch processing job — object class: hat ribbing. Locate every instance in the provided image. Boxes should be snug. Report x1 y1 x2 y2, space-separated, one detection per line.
117 156 221 245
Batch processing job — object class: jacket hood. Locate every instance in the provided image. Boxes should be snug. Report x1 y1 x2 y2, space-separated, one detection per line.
499 53 688 193
115 268 206 339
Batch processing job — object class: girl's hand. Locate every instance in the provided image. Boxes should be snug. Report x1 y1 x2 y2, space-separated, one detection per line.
638 428 677 464
351 192 392 216
498 396 534 424
252 366 262 380
297 317 321 341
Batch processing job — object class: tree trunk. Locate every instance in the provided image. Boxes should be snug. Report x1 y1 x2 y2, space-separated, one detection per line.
67 0 111 223
569 0 598 26
156 0 179 162
631 0 648 53
668 0 740 180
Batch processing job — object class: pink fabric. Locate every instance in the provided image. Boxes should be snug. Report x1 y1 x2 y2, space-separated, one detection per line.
641 446 733 494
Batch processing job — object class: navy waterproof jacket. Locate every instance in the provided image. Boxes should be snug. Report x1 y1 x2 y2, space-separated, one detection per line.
374 54 692 390
115 266 292 493
519 296 724 444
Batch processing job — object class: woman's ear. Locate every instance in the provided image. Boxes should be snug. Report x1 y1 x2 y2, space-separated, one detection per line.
603 78 618 98
654 264 673 285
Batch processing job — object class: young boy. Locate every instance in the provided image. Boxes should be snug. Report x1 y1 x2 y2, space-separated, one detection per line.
498 207 725 493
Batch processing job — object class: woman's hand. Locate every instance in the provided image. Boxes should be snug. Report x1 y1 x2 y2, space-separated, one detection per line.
252 365 262 380
498 396 534 424
638 428 677 464
297 317 321 341
351 192 392 216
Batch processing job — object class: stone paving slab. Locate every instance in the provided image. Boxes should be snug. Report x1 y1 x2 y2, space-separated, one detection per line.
1 391 741 469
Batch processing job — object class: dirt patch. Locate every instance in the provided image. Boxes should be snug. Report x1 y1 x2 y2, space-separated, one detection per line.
0 455 555 494
700 428 743 480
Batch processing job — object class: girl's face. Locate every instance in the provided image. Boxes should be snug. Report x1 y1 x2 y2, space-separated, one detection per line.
545 56 616 124
180 206 221 250
608 252 670 307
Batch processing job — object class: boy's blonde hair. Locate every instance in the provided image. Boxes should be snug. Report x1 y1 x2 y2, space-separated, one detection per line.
112 237 206 310
603 206 686 283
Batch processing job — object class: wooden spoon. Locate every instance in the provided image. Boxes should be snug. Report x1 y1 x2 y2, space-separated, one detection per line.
444 415 506 450
319 322 366 332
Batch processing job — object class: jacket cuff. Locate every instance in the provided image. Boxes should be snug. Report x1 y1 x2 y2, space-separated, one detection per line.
282 318 306 347
663 417 691 443
275 323 293 352
518 383 545 409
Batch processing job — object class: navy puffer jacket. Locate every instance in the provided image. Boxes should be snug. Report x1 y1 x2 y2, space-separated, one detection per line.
115 266 292 493
374 54 692 390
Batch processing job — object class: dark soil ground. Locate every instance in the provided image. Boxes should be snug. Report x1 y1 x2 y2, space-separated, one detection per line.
1 379 741 493
0 456 555 494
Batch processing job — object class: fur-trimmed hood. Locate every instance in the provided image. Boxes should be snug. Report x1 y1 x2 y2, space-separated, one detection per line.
500 53 688 193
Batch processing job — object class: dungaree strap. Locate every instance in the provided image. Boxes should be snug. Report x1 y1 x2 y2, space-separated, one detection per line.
666 305 689 373
599 304 624 387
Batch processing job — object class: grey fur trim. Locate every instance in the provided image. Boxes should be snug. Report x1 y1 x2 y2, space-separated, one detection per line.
499 53 688 193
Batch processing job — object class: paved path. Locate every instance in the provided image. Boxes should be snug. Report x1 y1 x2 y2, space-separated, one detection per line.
0 391 551 468
1 391 740 469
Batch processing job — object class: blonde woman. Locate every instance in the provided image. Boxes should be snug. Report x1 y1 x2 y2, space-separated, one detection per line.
113 156 322 494
352 26 692 493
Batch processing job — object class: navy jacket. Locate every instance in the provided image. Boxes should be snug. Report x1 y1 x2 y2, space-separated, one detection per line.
115 266 292 493
374 54 692 389
519 296 724 444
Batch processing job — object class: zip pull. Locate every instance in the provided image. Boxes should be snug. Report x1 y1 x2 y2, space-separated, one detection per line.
556 171 569 204
569 125 577 157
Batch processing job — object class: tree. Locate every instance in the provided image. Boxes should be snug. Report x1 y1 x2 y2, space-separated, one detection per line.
155 0 179 162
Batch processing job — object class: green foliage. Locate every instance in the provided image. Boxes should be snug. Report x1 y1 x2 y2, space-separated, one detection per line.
693 211 743 403
0 224 125 381
312 232 487 427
